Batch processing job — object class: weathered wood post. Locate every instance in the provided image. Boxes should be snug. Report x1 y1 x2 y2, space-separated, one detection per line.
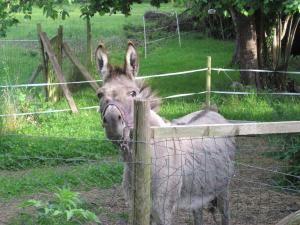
276 209 300 225
86 16 92 66
175 11 181 48
206 56 211 107
57 25 63 67
143 16 147 59
131 98 151 225
37 23 49 100
47 25 63 102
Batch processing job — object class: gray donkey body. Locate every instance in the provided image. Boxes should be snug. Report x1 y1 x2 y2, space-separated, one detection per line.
95 41 235 225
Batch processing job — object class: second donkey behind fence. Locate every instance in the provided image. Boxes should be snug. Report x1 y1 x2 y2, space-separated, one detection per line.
95 41 235 225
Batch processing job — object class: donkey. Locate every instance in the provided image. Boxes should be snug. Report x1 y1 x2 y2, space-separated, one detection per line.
95 41 235 225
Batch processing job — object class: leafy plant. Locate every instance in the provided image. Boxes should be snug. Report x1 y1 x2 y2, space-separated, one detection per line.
20 187 101 224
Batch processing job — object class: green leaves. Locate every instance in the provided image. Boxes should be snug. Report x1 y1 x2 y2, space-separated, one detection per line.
20 187 101 224
21 199 43 208
188 0 300 17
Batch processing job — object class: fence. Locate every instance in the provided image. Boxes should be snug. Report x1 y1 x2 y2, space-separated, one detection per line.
1 26 300 224
131 98 300 225
143 11 182 58
0 62 300 224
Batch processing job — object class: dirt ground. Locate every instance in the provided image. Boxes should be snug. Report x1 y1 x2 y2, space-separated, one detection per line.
1 137 300 225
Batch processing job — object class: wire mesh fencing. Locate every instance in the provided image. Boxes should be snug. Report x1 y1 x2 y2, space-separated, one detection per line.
1 131 300 224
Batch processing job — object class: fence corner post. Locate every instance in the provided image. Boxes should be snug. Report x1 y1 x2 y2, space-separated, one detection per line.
86 16 92 66
57 25 63 68
37 23 49 101
143 16 147 59
206 56 212 108
131 98 151 225
175 11 181 48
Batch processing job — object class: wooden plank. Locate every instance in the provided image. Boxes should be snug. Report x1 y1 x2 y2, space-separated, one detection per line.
57 26 63 67
63 42 99 91
275 209 300 225
28 64 43 84
86 16 92 66
39 32 78 113
206 56 211 107
151 121 300 139
131 99 151 225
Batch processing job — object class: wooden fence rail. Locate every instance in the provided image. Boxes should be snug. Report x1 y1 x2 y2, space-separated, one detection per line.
63 42 99 91
133 96 300 225
151 121 300 139
39 32 78 113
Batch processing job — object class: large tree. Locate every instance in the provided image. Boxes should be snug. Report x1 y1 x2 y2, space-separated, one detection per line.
185 0 300 89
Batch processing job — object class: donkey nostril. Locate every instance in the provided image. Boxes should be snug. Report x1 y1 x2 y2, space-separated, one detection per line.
106 100 109 104
118 115 122 120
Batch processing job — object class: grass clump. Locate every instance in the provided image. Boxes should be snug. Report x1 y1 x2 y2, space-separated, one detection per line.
10 187 100 225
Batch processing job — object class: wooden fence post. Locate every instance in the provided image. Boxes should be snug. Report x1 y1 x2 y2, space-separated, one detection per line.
39 32 78 112
206 56 211 107
37 23 49 100
86 16 92 66
57 25 63 67
143 16 147 59
132 98 151 225
175 11 181 48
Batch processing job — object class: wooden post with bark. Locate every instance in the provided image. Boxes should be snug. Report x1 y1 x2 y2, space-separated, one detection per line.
57 25 63 67
276 209 300 225
131 99 151 225
86 16 92 67
63 42 99 91
206 56 211 108
39 32 78 113
37 23 49 100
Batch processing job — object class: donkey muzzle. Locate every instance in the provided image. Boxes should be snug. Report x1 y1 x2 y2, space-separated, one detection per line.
102 104 126 141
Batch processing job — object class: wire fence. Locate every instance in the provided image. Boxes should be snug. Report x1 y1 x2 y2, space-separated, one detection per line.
0 133 299 224
0 66 300 118
1 14 300 225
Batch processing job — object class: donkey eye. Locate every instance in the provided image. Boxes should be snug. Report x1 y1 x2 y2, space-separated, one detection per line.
97 92 103 99
129 91 137 97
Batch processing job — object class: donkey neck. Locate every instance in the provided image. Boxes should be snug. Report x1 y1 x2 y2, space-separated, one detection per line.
150 110 169 127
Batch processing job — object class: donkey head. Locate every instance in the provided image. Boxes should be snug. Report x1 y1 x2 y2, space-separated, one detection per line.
96 41 157 144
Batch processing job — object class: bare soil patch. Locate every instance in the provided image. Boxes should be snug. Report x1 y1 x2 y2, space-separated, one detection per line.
1 137 300 224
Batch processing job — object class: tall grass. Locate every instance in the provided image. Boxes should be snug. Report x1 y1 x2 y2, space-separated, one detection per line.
0 2 299 200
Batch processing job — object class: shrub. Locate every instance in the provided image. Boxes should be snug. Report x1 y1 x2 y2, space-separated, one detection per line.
18 187 100 225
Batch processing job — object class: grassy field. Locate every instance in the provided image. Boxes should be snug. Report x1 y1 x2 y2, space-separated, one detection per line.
0 3 300 223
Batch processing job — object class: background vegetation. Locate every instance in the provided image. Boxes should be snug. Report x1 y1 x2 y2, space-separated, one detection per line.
0 1 299 224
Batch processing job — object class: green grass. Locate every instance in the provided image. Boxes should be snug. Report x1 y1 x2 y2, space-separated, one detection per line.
0 162 123 200
0 2 300 201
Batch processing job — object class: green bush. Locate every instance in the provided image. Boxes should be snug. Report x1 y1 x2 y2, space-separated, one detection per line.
15 187 100 225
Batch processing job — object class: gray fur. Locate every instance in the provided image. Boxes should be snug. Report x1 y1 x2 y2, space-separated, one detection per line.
96 42 235 225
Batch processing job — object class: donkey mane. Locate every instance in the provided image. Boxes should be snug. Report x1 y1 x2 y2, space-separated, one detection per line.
137 80 160 111
105 63 160 111
105 65 126 80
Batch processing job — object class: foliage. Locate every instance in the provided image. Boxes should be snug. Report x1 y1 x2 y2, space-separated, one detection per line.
0 0 144 37
19 187 100 224
0 3 300 200
267 134 300 187
0 0 71 37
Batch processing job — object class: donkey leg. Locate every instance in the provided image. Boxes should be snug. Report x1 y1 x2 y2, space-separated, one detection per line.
192 208 203 225
217 188 230 225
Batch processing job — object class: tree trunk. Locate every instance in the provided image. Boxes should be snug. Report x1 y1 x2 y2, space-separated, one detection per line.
230 8 240 66
255 9 268 88
231 9 259 86
270 14 300 90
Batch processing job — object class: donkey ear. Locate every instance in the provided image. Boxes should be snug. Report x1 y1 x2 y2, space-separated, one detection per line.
125 41 139 79
95 43 110 81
